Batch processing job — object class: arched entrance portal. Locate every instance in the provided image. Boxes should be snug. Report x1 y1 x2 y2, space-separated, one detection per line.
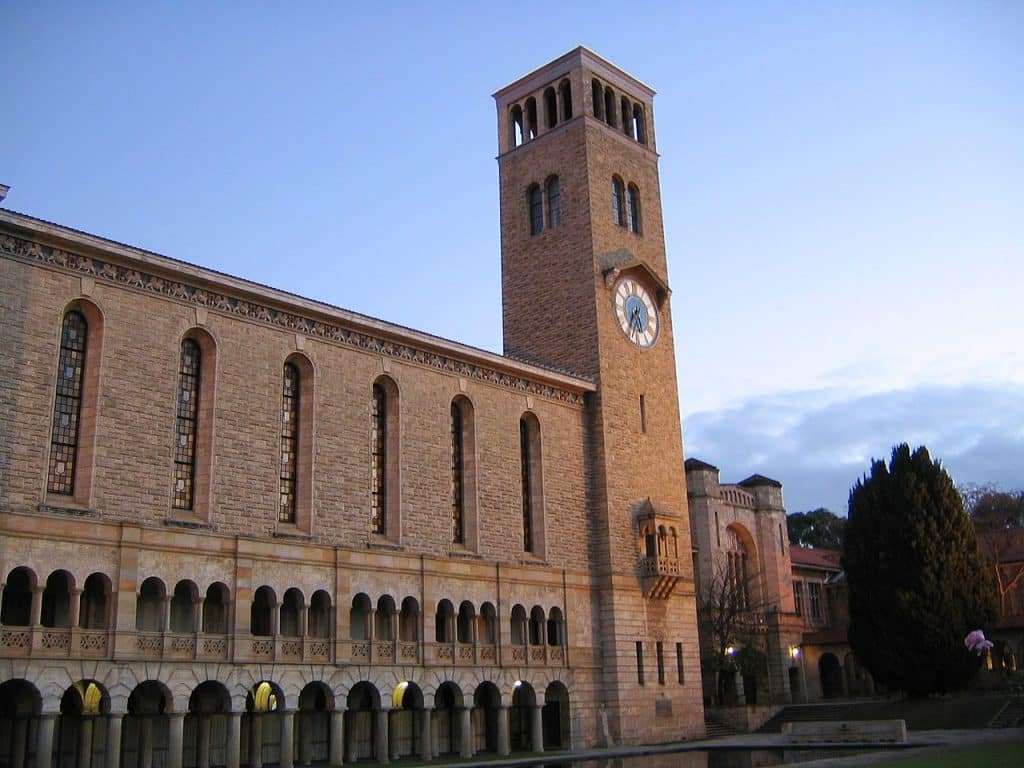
472 682 501 754
542 681 570 749
242 681 283 768
297 682 332 766
509 682 536 751
344 683 380 763
819 653 844 698
390 681 427 759
431 683 462 757
184 681 230 768
0 680 41 768
56 680 109 768
124 681 170 768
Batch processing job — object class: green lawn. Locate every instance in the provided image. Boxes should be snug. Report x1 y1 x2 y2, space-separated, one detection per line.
873 743 1024 768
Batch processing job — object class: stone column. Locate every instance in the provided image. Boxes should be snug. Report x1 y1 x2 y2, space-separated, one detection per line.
374 710 389 765
388 711 400 762
78 717 93 768
279 711 294 768
297 712 312 766
31 586 44 625
530 704 544 754
140 717 154 768
107 714 124 768
68 588 82 628
11 712 28 768
226 712 242 768
197 715 212 768
167 713 185 768
418 707 432 760
458 707 472 758
161 596 171 632
329 709 345 766
36 714 57 768
195 597 206 635
250 714 263 768
496 706 510 757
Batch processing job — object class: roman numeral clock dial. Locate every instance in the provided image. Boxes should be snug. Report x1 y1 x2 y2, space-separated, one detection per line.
613 277 659 349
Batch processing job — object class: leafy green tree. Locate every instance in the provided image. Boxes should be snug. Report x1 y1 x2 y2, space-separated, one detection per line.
843 444 998 696
787 507 846 549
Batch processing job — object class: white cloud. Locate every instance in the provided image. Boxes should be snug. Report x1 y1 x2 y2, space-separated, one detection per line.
683 383 1024 515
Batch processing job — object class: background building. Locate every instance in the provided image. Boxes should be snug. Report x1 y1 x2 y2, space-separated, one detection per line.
0 48 704 767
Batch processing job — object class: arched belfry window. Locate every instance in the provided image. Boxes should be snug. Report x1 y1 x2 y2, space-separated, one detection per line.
510 105 524 147
525 97 538 140
604 86 616 128
627 184 641 234
544 87 558 129
371 376 400 540
528 184 543 236
621 96 632 135
612 177 626 227
519 413 544 557
633 104 647 145
279 363 300 523
546 176 561 228
559 79 573 121
591 80 604 120
173 339 201 510
48 311 87 495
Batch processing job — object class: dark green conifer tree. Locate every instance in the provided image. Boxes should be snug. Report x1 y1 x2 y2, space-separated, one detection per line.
843 444 998 696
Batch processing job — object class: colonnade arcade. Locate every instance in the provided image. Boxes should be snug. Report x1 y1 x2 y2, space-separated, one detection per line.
0 673 572 768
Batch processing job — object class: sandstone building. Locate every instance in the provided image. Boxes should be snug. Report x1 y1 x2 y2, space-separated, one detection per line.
685 459 876 714
0 48 704 767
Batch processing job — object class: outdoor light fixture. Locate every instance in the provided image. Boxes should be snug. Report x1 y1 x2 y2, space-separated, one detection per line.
725 646 736 656
514 680 523 689
790 646 801 659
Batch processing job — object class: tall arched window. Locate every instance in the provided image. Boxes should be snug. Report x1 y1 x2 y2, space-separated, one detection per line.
173 339 201 510
612 177 626 227
519 413 544 556
48 311 87 495
450 396 477 550
371 383 388 534
279 363 300 523
621 95 632 135
528 184 543 236
727 528 751 610
371 377 400 540
450 402 464 545
546 176 561 228
627 184 641 233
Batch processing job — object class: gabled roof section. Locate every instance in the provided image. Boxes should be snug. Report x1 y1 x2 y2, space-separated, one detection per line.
738 473 782 489
599 249 670 307
790 545 842 571
685 458 720 472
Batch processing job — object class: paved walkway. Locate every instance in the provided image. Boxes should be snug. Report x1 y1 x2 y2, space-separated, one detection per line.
414 727 1024 767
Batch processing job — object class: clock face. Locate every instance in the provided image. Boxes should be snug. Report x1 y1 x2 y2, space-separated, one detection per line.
613 277 659 348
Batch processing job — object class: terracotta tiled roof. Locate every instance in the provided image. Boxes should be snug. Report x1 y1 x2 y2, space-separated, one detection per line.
790 545 842 570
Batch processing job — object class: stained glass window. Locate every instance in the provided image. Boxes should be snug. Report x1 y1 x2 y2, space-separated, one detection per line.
47 311 87 494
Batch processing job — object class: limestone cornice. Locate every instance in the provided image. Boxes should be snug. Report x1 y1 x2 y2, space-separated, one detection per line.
0 211 594 405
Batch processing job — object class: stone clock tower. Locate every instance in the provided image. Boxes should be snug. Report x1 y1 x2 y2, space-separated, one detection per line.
495 48 704 742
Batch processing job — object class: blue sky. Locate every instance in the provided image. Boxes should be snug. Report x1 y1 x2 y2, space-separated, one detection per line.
4 2 1022 515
